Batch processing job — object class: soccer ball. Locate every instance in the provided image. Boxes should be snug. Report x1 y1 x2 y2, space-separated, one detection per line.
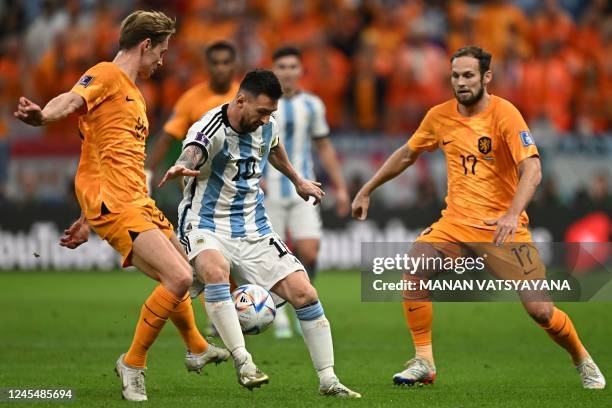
232 284 276 335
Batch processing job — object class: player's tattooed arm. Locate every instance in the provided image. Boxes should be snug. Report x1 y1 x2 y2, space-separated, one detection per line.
176 144 205 170
269 142 325 205
158 144 204 187
60 212 90 249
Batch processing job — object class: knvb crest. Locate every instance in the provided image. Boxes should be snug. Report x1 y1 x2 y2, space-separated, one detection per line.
478 136 492 154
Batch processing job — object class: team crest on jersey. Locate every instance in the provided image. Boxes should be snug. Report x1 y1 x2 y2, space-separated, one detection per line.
77 75 94 88
478 136 492 154
519 131 534 147
259 143 266 157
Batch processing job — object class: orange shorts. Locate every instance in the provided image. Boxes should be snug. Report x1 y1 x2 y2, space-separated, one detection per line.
88 199 174 267
414 217 546 280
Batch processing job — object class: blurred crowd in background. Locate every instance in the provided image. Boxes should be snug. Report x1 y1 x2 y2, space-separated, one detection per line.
0 0 610 213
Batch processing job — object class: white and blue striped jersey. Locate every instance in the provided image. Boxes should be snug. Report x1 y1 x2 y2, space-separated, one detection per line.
263 92 329 201
177 104 279 240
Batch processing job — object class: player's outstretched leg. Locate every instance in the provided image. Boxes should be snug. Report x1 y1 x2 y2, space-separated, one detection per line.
273 271 361 398
166 235 230 371
394 242 441 386
393 297 436 386
523 301 606 389
196 250 269 390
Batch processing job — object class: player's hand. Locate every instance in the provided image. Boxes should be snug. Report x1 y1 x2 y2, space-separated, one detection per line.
295 178 325 205
351 191 370 220
335 187 351 217
14 96 45 126
59 218 90 249
485 213 519 246
158 165 199 187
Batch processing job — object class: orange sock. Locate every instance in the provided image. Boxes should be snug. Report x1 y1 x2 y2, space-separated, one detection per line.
124 285 181 368
539 307 588 364
170 294 208 354
402 301 434 364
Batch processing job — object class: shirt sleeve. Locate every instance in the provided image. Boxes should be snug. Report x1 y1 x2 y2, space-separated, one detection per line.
182 115 215 166
70 64 116 112
407 109 439 152
163 92 193 140
500 102 539 164
309 96 330 138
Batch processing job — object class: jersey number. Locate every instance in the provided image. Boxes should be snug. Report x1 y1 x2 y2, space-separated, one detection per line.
460 154 478 175
232 157 257 181
269 237 291 258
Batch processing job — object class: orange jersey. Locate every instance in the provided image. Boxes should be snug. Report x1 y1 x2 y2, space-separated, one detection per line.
163 81 240 139
407 95 539 230
71 62 150 219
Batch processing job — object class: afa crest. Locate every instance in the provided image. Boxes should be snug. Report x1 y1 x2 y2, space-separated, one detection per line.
478 136 492 154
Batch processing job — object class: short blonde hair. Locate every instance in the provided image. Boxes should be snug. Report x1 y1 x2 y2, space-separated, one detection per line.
119 10 176 50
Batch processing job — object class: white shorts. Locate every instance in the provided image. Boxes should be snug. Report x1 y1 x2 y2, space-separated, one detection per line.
265 197 322 241
184 229 304 304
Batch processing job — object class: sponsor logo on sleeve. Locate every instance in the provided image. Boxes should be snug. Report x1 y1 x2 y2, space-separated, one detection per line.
195 132 211 146
77 75 94 88
520 131 534 147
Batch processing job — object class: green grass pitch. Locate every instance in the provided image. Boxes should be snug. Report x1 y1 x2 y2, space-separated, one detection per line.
1 270 611 407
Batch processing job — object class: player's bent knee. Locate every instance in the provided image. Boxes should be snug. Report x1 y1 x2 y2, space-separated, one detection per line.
524 303 553 324
290 284 318 308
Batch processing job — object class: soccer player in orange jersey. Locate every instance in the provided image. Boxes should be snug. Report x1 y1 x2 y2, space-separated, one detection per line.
146 40 240 183
351 46 606 389
14 11 229 401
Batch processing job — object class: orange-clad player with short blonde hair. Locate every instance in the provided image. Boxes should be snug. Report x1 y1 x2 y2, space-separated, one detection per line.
14 10 229 402
352 46 605 390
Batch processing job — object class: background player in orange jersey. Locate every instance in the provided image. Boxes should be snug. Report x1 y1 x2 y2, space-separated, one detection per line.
14 10 229 402
351 46 606 390
146 40 240 185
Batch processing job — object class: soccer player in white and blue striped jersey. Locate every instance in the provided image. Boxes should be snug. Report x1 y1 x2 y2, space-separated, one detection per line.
159 70 360 398
267 46 350 338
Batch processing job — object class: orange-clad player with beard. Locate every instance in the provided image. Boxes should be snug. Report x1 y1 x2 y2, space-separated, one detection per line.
352 46 605 390
14 10 229 402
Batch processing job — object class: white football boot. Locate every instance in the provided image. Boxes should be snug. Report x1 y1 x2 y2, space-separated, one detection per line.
393 356 436 386
115 353 147 401
576 357 606 389
185 343 231 373
234 354 270 390
319 378 362 398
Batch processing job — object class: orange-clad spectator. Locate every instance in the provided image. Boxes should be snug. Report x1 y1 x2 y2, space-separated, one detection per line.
275 0 325 49
574 62 609 135
489 26 530 106
446 0 477 57
301 36 351 129
91 1 121 61
360 6 407 77
474 0 530 61
346 43 387 131
531 0 575 49
31 32 84 142
520 42 574 132
178 6 239 59
385 23 450 134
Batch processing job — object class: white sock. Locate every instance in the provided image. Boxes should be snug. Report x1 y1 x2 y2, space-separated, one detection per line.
204 284 250 363
296 301 336 384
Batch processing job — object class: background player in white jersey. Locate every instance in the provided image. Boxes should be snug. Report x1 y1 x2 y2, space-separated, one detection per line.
159 69 360 398
267 46 350 338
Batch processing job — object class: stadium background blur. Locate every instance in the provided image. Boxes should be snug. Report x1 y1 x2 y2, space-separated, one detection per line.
1 2 612 407
0 0 610 268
